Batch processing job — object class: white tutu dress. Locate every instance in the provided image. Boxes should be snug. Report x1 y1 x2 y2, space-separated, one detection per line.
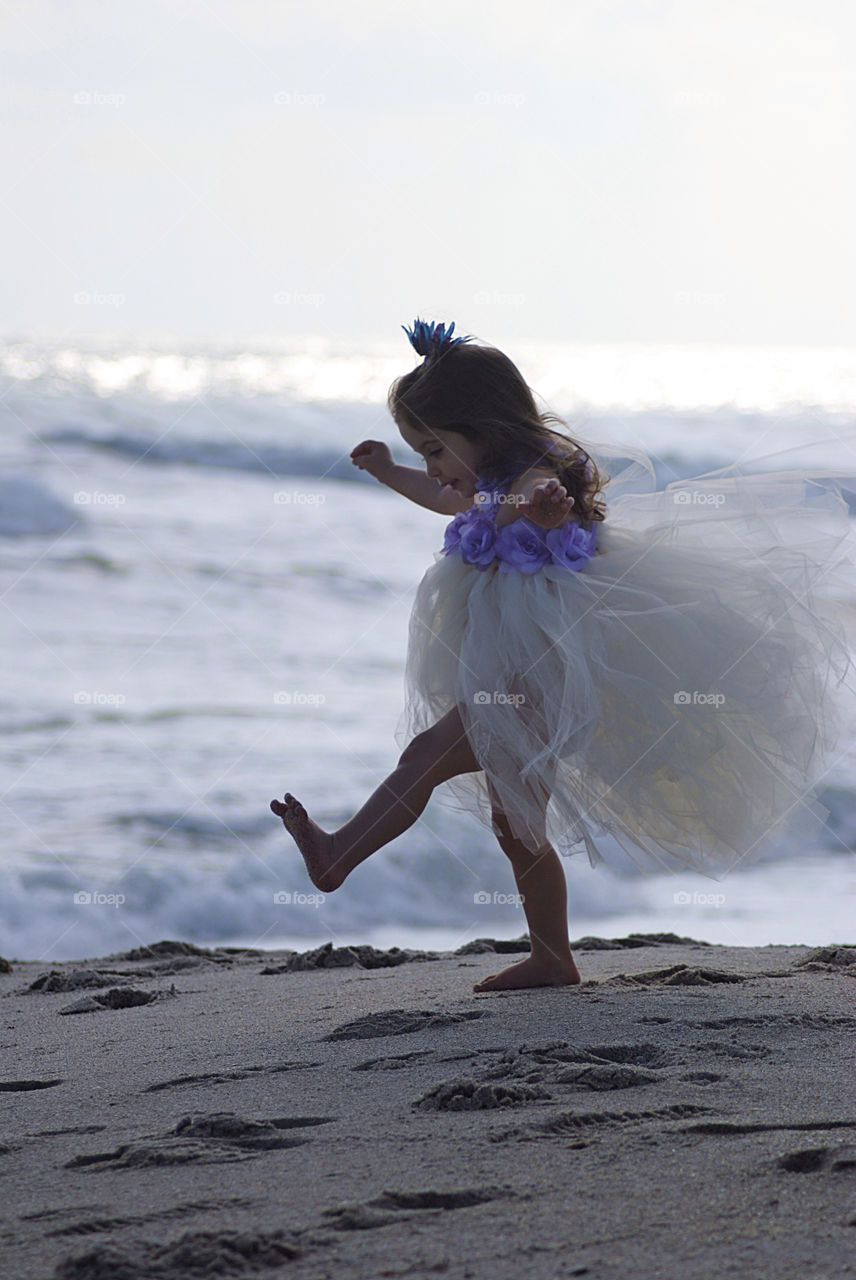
395 436 856 878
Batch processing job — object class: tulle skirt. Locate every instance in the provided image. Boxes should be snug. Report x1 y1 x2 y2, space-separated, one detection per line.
395 438 856 878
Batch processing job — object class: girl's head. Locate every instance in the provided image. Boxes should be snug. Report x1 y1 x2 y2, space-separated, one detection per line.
388 322 608 524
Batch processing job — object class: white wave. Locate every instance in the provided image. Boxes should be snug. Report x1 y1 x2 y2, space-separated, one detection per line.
2 840 852 963
0 472 80 536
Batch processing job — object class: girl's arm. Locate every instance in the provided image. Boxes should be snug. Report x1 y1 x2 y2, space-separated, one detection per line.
350 441 472 514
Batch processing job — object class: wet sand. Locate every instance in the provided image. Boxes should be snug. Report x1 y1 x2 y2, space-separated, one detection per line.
1 933 855 1280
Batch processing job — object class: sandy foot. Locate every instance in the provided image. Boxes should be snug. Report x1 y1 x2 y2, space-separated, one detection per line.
473 955 582 993
269 793 343 892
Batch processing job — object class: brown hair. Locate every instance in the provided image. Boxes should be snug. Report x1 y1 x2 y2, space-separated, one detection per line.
387 340 608 527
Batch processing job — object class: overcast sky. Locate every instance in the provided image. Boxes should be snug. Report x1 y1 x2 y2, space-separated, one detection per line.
2 0 854 346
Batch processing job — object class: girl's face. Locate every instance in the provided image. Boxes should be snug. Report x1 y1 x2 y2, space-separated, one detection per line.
398 420 484 498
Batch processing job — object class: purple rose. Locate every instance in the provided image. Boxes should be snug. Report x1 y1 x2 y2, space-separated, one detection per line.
442 511 468 555
494 519 551 574
458 512 498 569
545 520 597 570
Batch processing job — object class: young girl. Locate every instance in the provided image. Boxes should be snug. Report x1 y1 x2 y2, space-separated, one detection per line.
272 318 856 992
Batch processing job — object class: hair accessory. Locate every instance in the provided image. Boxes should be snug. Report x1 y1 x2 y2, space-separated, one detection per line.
401 317 471 360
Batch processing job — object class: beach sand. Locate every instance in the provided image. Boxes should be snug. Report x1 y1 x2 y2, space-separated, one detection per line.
1 933 855 1280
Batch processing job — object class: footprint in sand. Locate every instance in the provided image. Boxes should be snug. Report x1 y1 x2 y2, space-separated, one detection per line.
65 1113 335 1171
323 1008 486 1042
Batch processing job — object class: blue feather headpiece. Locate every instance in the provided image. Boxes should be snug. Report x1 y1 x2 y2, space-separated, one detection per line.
401 317 472 361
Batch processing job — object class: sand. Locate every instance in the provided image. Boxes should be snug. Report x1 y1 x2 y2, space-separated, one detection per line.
1 933 855 1280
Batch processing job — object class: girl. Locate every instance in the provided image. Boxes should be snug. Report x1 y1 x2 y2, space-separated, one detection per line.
272 319 856 992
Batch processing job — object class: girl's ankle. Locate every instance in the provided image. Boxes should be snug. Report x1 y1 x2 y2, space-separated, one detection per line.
529 950 576 970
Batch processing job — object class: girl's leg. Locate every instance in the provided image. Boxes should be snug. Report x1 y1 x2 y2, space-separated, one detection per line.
473 779 580 992
270 704 482 892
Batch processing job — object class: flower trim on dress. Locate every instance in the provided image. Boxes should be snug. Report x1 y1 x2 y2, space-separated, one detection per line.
441 493 597 573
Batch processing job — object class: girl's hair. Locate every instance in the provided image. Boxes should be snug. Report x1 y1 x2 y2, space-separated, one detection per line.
387 341 608 526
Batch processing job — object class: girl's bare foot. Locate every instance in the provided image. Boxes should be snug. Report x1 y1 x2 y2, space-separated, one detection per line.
473 954 581 993
269 793 343 892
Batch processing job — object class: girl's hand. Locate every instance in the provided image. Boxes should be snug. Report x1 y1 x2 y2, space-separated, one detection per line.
351 440 395 480
518 478 574 529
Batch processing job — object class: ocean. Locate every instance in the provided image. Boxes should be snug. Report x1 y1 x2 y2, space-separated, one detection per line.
2 332 855 962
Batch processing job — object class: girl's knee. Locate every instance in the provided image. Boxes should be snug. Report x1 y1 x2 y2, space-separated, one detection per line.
494 818 550 863
492 817 531 855
397 729 435 771
499 837 539 865
491 802 543 857
399 715 474 778
490 807 515 844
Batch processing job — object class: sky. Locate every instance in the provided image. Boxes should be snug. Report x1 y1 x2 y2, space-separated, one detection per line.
1 0 855 347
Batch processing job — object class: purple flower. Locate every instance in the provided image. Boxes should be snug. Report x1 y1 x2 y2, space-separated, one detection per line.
442 511 468 555
545 520 597 570
441 506 598 576
458 512 498 569
494 519 551 574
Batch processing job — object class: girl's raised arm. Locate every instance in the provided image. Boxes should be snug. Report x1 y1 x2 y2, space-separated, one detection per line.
350 440 472 514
